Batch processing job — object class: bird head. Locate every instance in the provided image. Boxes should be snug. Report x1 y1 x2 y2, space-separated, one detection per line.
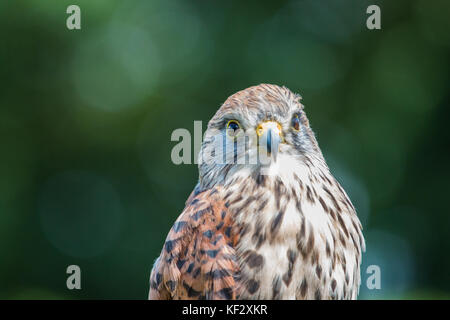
198 84 324 189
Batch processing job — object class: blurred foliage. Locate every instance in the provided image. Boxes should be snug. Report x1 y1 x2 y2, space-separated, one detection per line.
0 0 449 299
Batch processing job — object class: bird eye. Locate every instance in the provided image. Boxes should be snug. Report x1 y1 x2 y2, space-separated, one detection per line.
292 115 300 131
226 120 241 137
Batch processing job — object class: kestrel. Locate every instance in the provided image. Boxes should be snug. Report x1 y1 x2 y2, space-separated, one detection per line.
149 84 365 300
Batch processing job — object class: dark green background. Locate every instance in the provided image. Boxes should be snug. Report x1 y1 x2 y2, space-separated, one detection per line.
1 0 449 299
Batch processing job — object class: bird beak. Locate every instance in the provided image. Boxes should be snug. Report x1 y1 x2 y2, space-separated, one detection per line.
256 121 283 162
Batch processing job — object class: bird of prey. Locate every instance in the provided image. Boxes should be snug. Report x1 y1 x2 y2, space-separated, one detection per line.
149 84 365 300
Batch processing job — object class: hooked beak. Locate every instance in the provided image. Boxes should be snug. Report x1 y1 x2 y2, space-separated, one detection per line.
256 121 283 162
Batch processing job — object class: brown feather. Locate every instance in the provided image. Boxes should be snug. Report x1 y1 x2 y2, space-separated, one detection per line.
149 188 240 300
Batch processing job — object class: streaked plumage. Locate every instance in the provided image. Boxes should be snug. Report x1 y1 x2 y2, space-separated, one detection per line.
149 84 365 300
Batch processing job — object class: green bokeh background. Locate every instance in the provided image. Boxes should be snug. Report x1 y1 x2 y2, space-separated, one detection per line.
1 0 449 299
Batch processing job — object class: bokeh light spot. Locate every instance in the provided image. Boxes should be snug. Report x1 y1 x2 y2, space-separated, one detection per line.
38 171 122 258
